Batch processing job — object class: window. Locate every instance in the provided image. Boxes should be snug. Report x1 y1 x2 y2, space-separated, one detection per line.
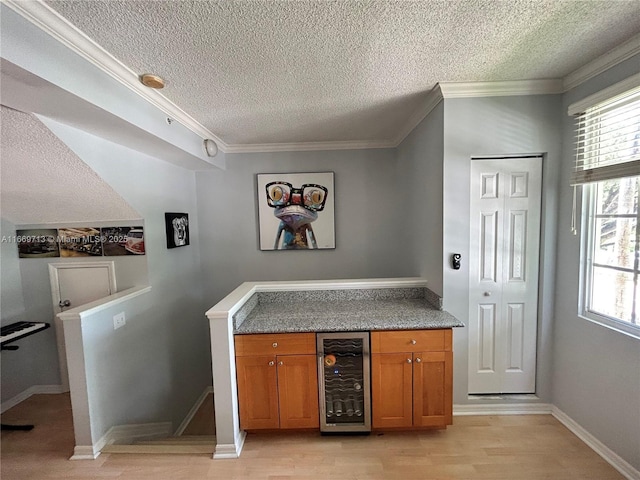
570 75 640 337
584 177 639 331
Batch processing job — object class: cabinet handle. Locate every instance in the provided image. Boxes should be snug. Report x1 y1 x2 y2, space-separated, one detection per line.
415 357 422 363
406 358 412 364
268 361 275 366
410 339 417 345
272 342 278 348
278 361 283 366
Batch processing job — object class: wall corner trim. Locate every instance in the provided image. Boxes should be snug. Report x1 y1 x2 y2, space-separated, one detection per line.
174 386 214 436
551 406 640 480
392 86 444 147
96 422 173 453
1 385 65 414
57 285 152 321
212 431 246 459
69 445 99 460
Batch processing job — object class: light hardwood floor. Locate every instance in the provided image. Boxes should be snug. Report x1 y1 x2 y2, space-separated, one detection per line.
1 393 624 480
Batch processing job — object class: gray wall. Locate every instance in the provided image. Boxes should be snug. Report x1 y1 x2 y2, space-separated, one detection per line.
396 102 445 294
553 53 640 471
1 218 60 402
40 118 212 431
196 148 411 304
0 203 147 404
441 94 563 404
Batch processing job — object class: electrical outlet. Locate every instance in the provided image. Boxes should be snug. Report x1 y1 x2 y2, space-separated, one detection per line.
113 312 126 330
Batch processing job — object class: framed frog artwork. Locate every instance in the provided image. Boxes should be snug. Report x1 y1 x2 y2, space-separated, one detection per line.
257 172 335 251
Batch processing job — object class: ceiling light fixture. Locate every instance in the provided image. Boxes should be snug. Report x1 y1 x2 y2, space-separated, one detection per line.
140 73 165 89
203 139 218 157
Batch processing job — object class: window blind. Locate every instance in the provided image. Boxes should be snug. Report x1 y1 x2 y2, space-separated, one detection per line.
570 84 640 186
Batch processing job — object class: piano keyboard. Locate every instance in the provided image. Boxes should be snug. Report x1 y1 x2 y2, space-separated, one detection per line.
1 321 50 346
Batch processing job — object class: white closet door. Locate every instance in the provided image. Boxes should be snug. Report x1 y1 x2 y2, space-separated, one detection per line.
468 157 542 394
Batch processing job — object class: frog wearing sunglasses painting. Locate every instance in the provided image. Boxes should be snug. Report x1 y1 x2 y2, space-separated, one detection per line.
265 181 328 249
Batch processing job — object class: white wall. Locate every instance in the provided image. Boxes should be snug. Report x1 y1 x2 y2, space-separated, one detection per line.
196 148 411 304
40 118 212 431
553 53 640 471
441 94 563 404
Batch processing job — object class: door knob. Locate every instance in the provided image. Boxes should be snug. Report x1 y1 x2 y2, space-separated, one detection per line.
59 299 71 308
406 358 412 364
415 358 422 363
268 361 275 366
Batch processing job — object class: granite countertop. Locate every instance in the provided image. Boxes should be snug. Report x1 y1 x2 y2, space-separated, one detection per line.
233 288 464 334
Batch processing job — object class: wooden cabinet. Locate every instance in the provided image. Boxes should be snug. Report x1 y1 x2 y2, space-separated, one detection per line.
235 333 319 430
371 329 452 429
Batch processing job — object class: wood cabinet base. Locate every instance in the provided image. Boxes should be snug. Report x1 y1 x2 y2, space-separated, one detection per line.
371 330 453 430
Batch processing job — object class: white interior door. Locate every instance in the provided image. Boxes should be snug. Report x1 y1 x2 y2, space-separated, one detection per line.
49 262 116 391
468 157 542 394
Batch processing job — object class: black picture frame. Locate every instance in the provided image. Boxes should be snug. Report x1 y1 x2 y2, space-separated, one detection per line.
165 213 189 249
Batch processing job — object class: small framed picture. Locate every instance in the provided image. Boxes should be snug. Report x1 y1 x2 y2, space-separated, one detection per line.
165 213 189 249
58 227 103 257
16 229 60 258
101 226 145 256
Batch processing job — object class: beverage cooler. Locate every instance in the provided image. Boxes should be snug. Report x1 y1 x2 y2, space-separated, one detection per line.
317 332 371 433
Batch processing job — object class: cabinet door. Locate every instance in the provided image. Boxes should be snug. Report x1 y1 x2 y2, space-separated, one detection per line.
236 355 279 430
277 355 319 429
413 351 453 427
371 353 413 428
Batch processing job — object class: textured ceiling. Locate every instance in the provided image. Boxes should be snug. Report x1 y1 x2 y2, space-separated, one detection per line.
0 106 141 225
43 0 640 147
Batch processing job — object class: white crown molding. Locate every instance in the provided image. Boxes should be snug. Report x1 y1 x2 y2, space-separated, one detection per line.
392 86 444 146
5 0 637 155
1 0 229 152
223 139 396 153
563 33 640 92
438 79 564 98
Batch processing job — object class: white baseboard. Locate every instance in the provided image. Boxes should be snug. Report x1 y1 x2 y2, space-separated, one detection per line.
174 386 214 436
551 406 640 480
454 402 553 416
95 422 173 453
213 431 246 459
70 445 99 460
1 384 65 413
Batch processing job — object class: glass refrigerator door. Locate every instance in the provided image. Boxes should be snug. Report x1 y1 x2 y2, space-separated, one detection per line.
318 332 370 432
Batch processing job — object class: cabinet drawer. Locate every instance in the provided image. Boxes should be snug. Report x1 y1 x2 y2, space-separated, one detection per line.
235 332 316 356
371 329 451 353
